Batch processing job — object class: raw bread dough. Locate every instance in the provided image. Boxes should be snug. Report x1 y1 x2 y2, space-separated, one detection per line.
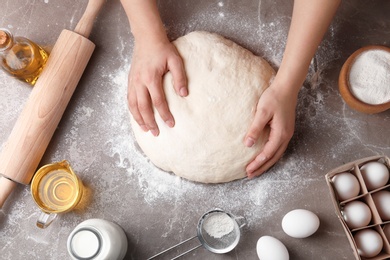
131 31 275 183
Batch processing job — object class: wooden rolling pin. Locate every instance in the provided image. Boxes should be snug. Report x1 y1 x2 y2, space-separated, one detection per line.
0 0 105 208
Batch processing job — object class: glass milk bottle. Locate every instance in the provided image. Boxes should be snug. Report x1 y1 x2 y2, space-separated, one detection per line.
67 219 128 260
0 28 48 85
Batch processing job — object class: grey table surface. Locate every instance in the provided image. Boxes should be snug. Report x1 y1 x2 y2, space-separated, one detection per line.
1 0 390 259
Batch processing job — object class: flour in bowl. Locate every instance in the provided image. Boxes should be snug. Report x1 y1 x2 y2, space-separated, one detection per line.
349 49 390 105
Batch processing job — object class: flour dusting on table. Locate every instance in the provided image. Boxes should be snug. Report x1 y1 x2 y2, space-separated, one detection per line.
98 60 318 225
79 6 388 229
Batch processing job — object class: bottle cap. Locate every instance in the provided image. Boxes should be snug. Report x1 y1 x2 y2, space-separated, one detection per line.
69 228 102 259
0 29 11 50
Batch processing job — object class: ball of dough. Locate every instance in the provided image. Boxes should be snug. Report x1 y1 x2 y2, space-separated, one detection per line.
131 31 275 183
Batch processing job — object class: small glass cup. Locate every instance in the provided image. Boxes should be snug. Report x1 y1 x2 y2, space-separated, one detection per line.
31 160 83 228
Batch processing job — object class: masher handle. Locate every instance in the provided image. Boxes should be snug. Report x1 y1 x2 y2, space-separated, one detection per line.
74 0 105 38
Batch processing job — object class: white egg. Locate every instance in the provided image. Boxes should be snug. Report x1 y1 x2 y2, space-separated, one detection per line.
332 172 360 201
372 190 390 221
282 209 320 238
360 162 389 191
353 229 383 258
256 236 289 260
342 200 372 229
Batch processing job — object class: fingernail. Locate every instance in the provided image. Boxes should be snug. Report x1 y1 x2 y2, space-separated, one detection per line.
165 119 174 128
179 87 188 97
140 124 148 132
246 164 256 174
150 129 159 136
246 166 255 173
245 137 255 147
248 172 263 179
256 154 266 163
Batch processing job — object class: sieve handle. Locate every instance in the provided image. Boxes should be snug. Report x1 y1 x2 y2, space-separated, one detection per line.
171 244 202 260
234 215 247 229
147 235 200 260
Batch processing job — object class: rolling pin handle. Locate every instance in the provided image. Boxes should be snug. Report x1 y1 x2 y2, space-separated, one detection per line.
0 0 104 210
74 0 105 38
0 176 17 209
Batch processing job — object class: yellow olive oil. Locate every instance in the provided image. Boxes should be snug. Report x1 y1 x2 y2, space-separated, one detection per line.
31 161 83 213
0 29 48 85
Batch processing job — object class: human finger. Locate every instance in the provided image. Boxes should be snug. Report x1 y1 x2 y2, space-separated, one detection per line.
244 107 271 148
247 141 288 179
148 73 175 128
168 53 188 97
245 124 286 174
136 85 160 136
127 81 148 132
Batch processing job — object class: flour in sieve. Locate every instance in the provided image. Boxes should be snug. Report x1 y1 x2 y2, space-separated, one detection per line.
349 49 390 105
203 212 235 239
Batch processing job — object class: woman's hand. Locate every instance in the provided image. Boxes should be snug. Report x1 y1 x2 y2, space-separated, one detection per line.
120 0 187 136
244 0 341 178
244 81 298 178
127 40 187 136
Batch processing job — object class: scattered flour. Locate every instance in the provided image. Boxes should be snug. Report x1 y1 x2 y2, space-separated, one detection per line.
94 1 371 229
1 2 389 259
349 50 390 105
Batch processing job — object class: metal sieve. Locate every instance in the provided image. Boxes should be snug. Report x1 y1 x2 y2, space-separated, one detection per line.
147 208 246 260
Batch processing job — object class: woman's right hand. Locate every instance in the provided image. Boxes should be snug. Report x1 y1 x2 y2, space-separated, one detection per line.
127 39 188 136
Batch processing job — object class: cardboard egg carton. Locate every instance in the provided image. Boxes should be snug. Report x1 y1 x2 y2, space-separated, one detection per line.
325 155 390 260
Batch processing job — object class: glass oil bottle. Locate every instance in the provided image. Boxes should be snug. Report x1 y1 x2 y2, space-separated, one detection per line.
0 28 48 85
